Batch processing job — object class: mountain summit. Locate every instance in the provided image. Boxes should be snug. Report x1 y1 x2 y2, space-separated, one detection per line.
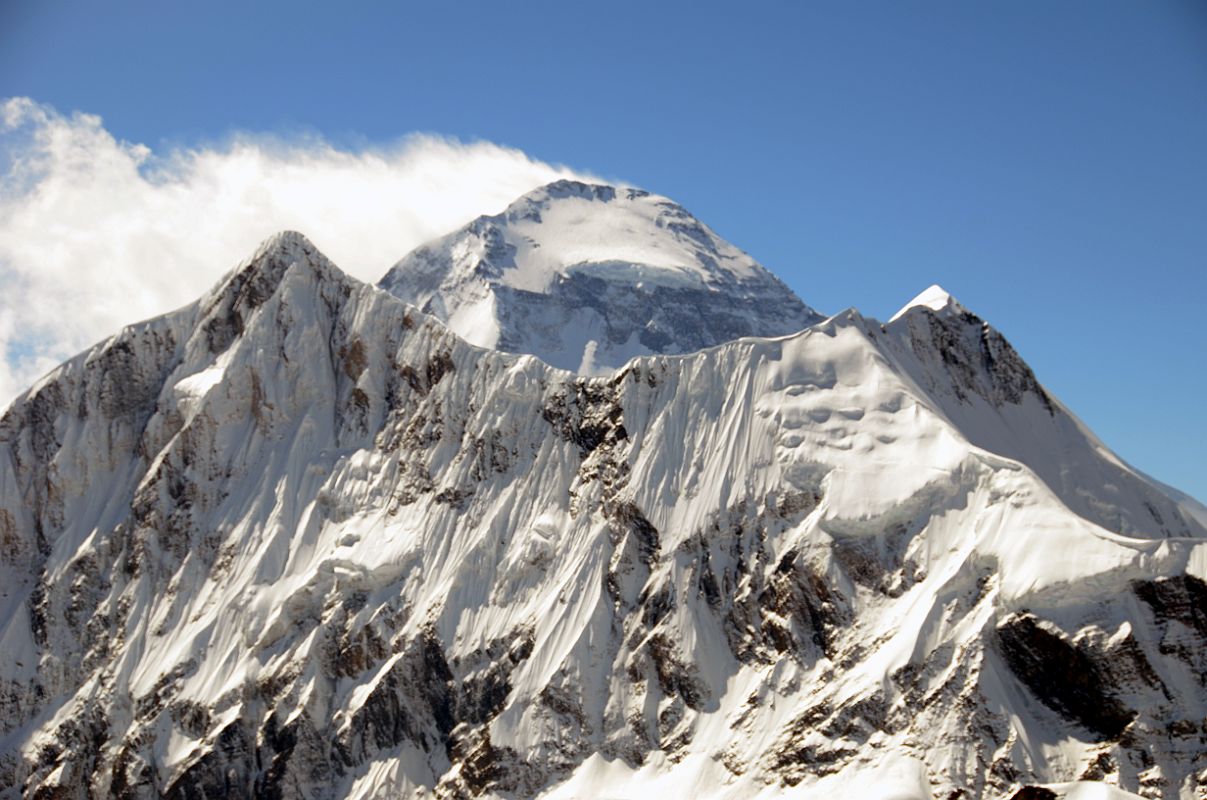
889 283 966 321
379 180 823 373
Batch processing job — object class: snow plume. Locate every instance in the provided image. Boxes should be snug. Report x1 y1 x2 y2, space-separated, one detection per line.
0 97 593 405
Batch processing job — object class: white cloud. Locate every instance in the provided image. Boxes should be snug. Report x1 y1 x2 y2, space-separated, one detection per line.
0 97 593 404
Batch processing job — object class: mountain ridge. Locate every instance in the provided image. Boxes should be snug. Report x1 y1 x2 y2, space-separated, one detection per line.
1 206 1205 800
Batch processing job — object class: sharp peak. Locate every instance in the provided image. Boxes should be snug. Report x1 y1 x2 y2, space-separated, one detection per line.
205 230 355 312
237 230 348 287
252 229 323 259
889 283 968 323
244 229 351 276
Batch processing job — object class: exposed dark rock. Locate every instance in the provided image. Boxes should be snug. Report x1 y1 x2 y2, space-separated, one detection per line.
538 683 585 726
605 501 660 609
163 720 254 800
1096 628 1167 701
767 691 892 786
1007 787 1057 800
389 461 436 508
338 629 454 763
910 310 1054 414
135 659 200 720
542 379 626 458
443 725 547 799
828 522 918 596
170 701 212 739
994 614 1135 741
434 486 474 511
453 628 535 726
755 550 848 659
639 582 676 629
768 736 859 786
646 633 708 712
255 710 335 800
203 307 244 356
1134 574 1207 680
110 734 156 800
22 704 110 799
399 351 456 398
339 338 368 380
769 489 820 519
609 502 659 567
1079 752 1116 781
330 622 390 680
818 692 887 740
88 330 178 423
468 430 516 480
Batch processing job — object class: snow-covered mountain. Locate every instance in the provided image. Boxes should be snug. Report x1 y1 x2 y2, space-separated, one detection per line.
1 211 1205 800
379 180 823 373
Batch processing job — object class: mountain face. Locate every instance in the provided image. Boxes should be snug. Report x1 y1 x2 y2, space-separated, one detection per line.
0 196 1206 800
379 180 823 373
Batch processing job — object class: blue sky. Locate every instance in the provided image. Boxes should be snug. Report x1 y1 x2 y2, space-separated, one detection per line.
1 1 1205 500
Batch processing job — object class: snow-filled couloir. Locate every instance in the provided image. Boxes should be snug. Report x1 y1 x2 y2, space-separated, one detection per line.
378 180 823 373
0 226 1205 800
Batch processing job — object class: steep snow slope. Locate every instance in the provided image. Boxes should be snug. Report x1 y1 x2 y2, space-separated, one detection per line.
1 235 1205 800
379 180 822 373
884 285 1205 541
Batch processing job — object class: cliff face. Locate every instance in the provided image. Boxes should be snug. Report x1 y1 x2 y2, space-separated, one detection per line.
1 232 1205 800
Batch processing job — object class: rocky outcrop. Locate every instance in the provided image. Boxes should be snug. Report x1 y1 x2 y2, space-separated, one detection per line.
994 614 1136 741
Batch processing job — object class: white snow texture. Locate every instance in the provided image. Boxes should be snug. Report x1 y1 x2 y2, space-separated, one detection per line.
1 183 1204 800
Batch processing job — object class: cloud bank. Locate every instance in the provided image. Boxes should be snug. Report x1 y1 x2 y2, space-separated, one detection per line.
0 97 593 404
